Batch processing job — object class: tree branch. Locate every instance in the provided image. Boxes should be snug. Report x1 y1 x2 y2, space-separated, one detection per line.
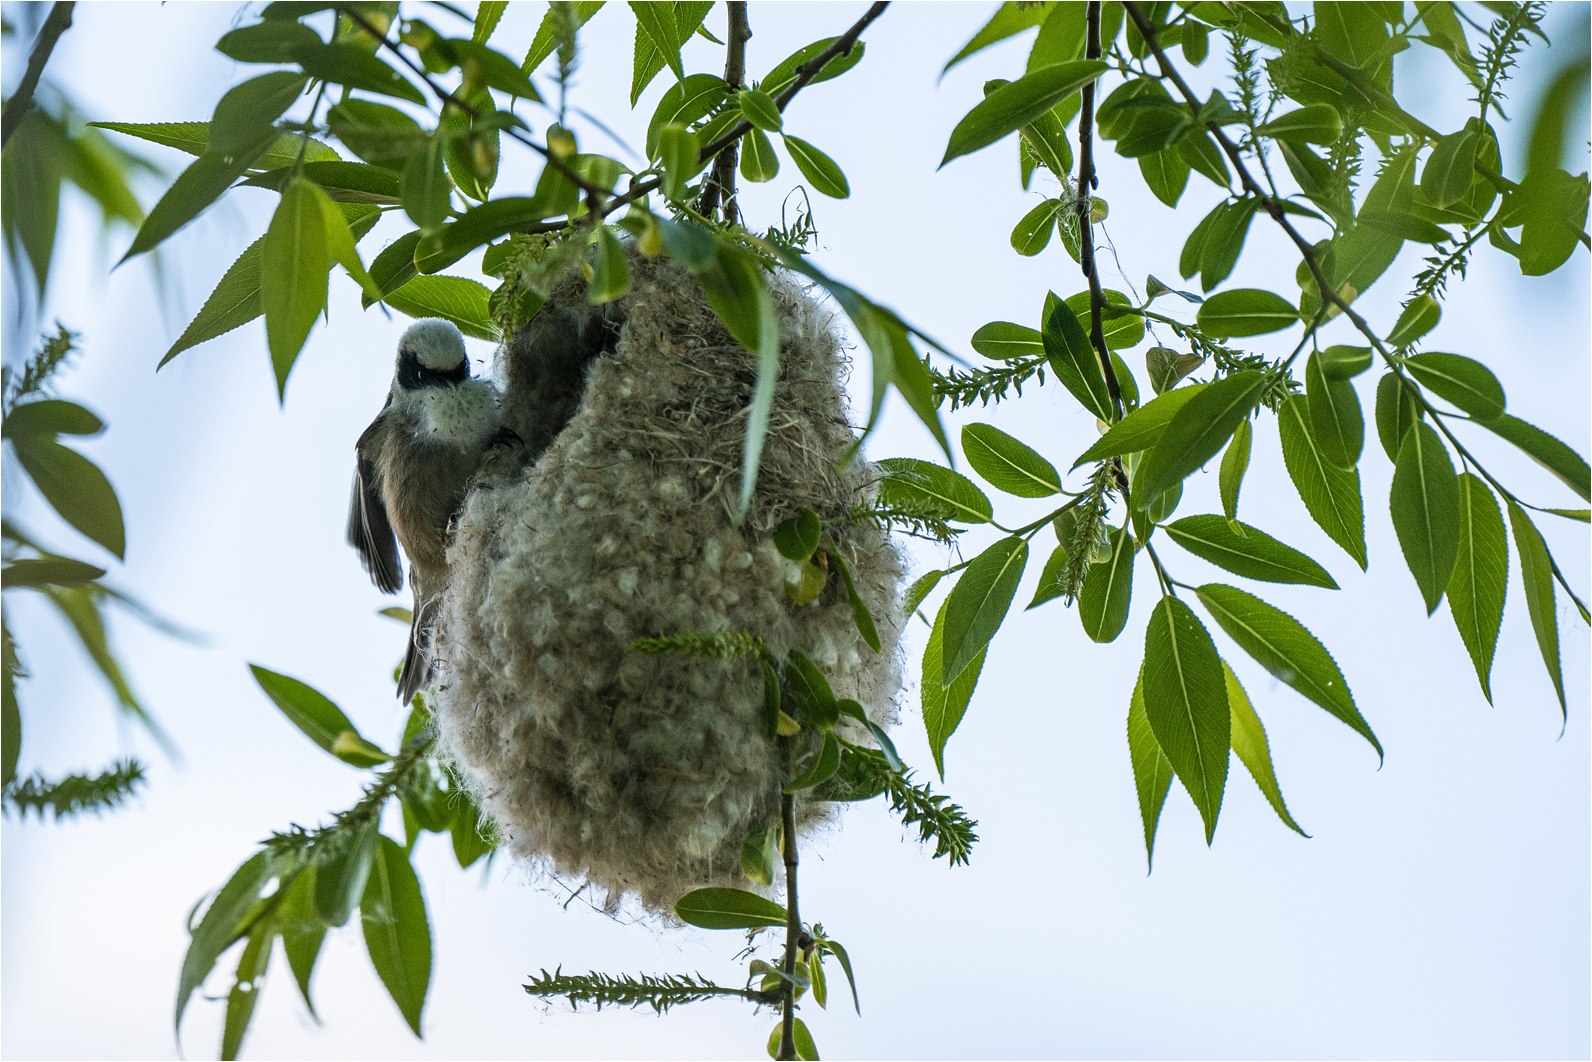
1 2 74 149
700 2 751 224
1076 1 1124 420
1120 2 1398 365
777 740 800 1062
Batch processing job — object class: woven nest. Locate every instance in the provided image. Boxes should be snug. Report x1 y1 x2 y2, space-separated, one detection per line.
432 253 904 911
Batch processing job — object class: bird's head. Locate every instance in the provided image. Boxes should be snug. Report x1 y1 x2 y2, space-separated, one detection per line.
396 319 469 391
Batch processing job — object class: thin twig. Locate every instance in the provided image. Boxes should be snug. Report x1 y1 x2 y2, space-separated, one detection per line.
700 2 751 224
1 2 74 149
1076 1 1124 420
776 738 800 1061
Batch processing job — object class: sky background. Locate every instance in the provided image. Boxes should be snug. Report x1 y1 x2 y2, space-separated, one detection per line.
1 2 1587 1060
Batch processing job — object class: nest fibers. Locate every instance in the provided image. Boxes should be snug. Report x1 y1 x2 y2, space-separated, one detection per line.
432 252 905 911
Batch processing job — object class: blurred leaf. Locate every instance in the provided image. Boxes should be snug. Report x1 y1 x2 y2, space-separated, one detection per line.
828 548 881 653
1 556 106 589
326 100 427 168
1 621 15 786
1223 661 1308 837
1080 525 1135 643
766 1018 820 1061
380 275 496 340
941 537 1026 684
208 72 309 156
361 835 432 1036
674 887 787 929
1420 129 1480 208
941 61 1107 167
1448 473 1507 703
1142 595 1229 842
922 596 985 780
1278 396 1366 569
522 0 605 74
1134 371 1268 512
1166 515 1337 588
1505 501 1565 715
1126 668 1174 871
1195 583 1381 758
589 226 631 303
785 732 842 792
740 820 782 887
2 399 102 438
291 42 425 103
401 137 451 229
1390 422 1460 614
92 120 339 167
1220 419 1251 520
10 435 125 558
657 123 705 200
963 423 1060 497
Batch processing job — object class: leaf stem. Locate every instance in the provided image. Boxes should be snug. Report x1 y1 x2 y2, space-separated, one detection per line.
0 1 74 149
1077 1 1125 420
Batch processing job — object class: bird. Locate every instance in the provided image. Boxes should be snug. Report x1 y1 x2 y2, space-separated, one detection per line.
347 318 503 703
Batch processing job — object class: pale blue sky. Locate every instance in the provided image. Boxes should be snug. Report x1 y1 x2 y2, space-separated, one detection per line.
2 3 1587 1059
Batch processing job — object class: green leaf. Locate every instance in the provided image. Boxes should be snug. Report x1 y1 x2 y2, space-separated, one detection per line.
737 87 783 132
875 458 992 524
216 20 323 64
785 732 842 792
1421 129 1480 208
922 596 985 780
220 911 274 1061
1072 383 1206 468
962 423 1060 497
1402 352 1505 421
1065 288 1146 352
1223 661 1308 837
971 321 1043 360
645 72 727 157
1010 198 1058 256
943 2 1052 74
828 548 881 653
1142 596 1229 842
905 570 945 618
589 226 631 304
1505 501 1565 715
785 651 839 730
160 238 266 366
522 0 605 74
1197 199 1257 291
1134 371 1268 511
401 138 451 229
277 865 325 1019
440 39 543 101
1374 372 1424 461
361 835 432 1037
1080 525 1135 643
1386 294 1441 348
657 123 705 200
450 794 495 868
766 1017 820 1061
1319 344 1372 380
674 887 787 929
1194 583 1381 758
9 436 125 559
1390 422 1460 614
208 71 309 156
1166 515 1338 588
1145 345 1204 394
1139 145 1191 207
261 178 330 399
631 1 683 80
941 537 1027 684
1 556 106 589
177 851 281 1035
3 398 101 438
248 664 388 766
762 35 867 97
1042 291 1111 421
1196 288 1299 338
699 245 779 516
1278 396 1367 569
1220 419 1251 520
940 61 1108 167
1257 103 1343 144
290 42 425 104
739 126 780 183
740 821 782 887
1305 351 1364 468
773 510 821 561
120 133 277 261
780 135 849 199
1477 415 1590 502
1179 129 1231 189
1127 668 1174 871
473 1 507 43
1448 473 1507 703
326 100 427 168
380 275 496 340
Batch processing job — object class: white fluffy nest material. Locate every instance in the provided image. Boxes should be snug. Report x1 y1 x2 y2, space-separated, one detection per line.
433 254 905 912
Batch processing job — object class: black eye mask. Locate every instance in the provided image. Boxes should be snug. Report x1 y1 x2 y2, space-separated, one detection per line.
397 349 470 390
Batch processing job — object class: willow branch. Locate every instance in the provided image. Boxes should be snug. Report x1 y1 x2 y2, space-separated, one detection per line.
1120 2 1398 365
700 2 751 224
1 2 75 149
1077 1 1123 419
777 740 800 1061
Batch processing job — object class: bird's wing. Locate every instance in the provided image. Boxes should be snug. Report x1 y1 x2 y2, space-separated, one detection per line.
348 409 403 594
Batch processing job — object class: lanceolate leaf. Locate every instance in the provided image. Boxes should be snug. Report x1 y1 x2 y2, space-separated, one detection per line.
1194 583 1381 758
1278 396 1367 569
262 178 330 399
1374 372 1424 461
177 852 282 1035
962 423 1061 497
1223 661 1308 837
1142 596 1229 842
381 276 496 340
1042 291 1112 421
941 537 1027 685
1072 383 1206 468
1079 525 1135 643
220 908 275 1061
10 436 125 559
1390 423 1460 614
1220 419 1251 520
161 237 264 367
277 865 325 1019
1127 669 1175 871
1448 473 1507 703
121 132 277 261
248 664 387 766
1195 288 1299 337
922 597 986 780
361 835 432 1037
1478 414 1590 502
1134 371 1268 511
1505 501 1565 716
674 887 787 929
1165 516 1338 588
1402 352 1505 421
782 136 850 199
940 60 1107 167
875 458 992 524
1305 352 1364 468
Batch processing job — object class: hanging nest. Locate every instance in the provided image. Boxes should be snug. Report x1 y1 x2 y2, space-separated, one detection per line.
432 252 905 912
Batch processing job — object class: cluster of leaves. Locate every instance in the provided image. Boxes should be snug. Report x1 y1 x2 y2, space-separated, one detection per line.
176 643 498 1060
894 0 1588 864
1 327 176 816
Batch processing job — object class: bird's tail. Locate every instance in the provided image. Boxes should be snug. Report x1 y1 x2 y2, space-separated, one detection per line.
397 597 437 703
